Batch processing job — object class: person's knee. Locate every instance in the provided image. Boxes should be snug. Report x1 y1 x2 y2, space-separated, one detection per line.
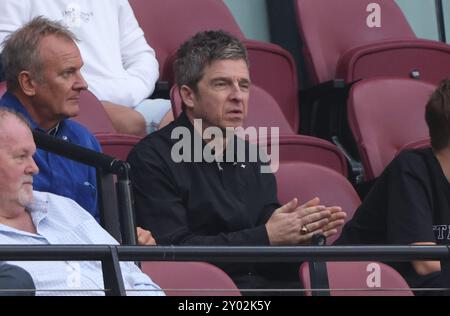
102 101 147 136
0 264 35 296
121 112 146 136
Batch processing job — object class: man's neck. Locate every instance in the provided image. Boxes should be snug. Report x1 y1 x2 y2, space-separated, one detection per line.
0 206 37 234
12 91 59 130
435 147 450 183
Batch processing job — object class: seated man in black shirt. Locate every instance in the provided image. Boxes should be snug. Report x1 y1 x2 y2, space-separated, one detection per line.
128 30 347 294
336 78 450 294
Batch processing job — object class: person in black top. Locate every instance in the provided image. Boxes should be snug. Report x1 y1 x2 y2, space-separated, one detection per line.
128 30 347 294
336 78 450 295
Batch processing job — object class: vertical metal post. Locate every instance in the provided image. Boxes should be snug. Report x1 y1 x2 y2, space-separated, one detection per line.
435 0 447 43
115 162 138 245
97 170 122 243
102 246 126 296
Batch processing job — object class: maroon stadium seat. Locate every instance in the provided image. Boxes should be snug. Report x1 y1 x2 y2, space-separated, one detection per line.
295 0 450 85
171 84 347 176
73 90 141 160
74 90 116 134
273 161 360 244
300 261 413 296
129 0 299 132
141 261 241 296
348 78 435 180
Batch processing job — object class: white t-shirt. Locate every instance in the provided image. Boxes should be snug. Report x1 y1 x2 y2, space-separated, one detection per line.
0 0 159 108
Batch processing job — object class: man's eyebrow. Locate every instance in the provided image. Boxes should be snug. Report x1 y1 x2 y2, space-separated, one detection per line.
211 77 231 82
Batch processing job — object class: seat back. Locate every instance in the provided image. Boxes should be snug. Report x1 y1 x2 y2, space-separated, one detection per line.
141 261 241 296
348 78 435 180
274 162 360 244
73 90 116 134
257 135 348 177
300 261 413 296
129 0 243 79
130 0 299 131
73 90 141 160
93 133 141 161
295 0 415 84
336 39 450 85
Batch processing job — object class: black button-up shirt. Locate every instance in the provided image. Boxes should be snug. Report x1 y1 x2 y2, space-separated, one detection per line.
128 112 293 289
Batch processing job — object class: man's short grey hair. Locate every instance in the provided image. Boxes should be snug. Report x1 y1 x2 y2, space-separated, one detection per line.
1 16 78 91
174 30 249 93
0 107 32 130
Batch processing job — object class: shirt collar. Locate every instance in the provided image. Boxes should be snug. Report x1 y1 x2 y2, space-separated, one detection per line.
26 191 50 228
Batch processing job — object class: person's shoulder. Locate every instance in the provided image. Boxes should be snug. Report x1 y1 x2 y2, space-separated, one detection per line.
387 148 434 180
393 148 431 170
32 191 95 223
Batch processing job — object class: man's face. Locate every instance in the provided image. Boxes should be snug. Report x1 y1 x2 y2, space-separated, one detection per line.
31 34 87 129
0 115 39 210
183 59 251 131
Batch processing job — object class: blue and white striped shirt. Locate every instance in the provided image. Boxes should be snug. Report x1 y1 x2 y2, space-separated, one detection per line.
0 191 164 296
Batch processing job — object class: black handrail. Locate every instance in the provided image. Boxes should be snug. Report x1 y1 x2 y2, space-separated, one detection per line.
2 245 448 262
32 131 137 245
1 245 449 296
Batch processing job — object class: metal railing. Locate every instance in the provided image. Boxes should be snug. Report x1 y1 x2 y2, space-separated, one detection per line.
1 245 449 296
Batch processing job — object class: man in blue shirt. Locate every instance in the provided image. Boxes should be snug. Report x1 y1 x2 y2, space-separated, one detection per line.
0 17 155 245
0 17 100 220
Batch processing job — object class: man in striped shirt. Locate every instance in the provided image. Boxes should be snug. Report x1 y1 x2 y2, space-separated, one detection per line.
0 108 163 295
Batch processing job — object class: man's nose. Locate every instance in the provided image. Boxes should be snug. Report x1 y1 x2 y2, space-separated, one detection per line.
26 158 39 175
230 83 245 101
74 71 88 91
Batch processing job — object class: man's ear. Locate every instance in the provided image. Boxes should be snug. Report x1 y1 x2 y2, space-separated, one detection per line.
179 85 196 111
17 71 36 97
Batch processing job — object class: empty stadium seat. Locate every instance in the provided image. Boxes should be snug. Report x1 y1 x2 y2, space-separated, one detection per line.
295 0 450 85
129 0 300 132
300 261 413 296
348 78 435 180
171 84 348 176
141 261 241 296
73 90 141 160
273 162 360 244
